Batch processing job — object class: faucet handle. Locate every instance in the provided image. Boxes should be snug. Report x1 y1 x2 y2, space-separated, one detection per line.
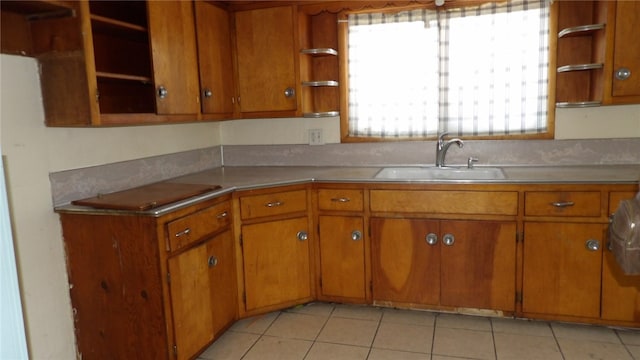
467 157 479 169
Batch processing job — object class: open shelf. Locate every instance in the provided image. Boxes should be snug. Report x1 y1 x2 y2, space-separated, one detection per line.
558 23 605 38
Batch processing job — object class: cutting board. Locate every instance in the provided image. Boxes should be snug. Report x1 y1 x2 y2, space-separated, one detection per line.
72 182 221 211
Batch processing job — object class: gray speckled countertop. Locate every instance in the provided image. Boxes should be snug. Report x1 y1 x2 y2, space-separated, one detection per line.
55 165 640 216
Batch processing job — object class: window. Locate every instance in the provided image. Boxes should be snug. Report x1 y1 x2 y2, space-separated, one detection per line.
343 0 551 140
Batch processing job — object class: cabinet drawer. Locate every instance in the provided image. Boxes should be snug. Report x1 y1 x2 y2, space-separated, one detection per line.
240 189 307 220
166 201 231 251
370 190 518 215
317 189 364 212
525 191 601 217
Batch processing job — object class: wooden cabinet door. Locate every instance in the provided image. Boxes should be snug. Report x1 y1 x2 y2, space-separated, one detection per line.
522 222 605 319
440 220 517 311
242 217 311 311
194 1 235 117
209 230 238 336
611 1 640 101
234 6 297 113
318 216 366 300
168 240 215 360
601 250 640 323
371 218 440 305
147 1 200 115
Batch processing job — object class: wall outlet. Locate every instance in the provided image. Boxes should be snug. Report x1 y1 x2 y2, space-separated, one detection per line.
309 129 324 145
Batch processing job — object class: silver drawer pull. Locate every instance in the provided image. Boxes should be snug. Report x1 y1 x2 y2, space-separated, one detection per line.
175 228 191 237
331 197 351 203
550 201 575 208
216 211 228 219
265 201 283 208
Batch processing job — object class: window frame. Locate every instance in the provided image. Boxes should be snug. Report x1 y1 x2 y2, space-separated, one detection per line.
336 1 557 143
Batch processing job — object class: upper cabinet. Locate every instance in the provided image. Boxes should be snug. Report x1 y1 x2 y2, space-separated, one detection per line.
194 1 236 119
554 0 640 108
147 1 200 116
606 1 640 103
233 6 299 117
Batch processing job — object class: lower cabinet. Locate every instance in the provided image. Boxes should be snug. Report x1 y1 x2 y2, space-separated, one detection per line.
522 222 605 319
168 229 236 360
241 216 313 311
318 215 367 300
601 191 640 323
371 218 517 312
59 196 236 360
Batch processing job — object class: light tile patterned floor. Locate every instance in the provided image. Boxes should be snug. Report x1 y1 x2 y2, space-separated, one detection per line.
198 302 640 360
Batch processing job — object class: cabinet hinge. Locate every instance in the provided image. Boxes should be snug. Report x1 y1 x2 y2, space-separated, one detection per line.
173 345 178 357
515 291 523 303
166 272 171 284
516 231 524 243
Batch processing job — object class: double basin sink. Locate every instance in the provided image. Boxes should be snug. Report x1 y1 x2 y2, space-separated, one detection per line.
375 166 506 181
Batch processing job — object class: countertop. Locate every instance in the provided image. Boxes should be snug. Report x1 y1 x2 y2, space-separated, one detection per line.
55 164 640 216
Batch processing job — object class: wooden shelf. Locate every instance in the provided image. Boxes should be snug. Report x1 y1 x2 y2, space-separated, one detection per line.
96 71 152 83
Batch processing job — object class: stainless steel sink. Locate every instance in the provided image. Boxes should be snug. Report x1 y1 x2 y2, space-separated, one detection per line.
375 166 506 180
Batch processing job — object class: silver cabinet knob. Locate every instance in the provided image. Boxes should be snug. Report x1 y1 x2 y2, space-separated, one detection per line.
208 256 218 268
157 86 168 99
351 230 362 241
284 87 295 98
425 233 438 245
203 88 213 98
297 231 308 241
615 67 631 81
585 239 600 252
442 233 455 246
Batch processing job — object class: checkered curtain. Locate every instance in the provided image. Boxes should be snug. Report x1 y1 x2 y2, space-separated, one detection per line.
348 0 549 138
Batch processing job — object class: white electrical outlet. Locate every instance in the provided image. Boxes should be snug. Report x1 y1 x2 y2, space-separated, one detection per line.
309 129 324 145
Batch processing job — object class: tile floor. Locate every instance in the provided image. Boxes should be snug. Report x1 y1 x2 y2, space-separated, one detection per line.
198 302 639 360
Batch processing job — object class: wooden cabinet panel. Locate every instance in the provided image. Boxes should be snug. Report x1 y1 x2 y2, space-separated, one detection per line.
242 216 312 311
317 189 364 212
318 216 366 299
370 190 518 215
371 218 440 305
609 191 638 215
147 1 200 115
234 6 297 113
240 189 307 220
525 191 601 217
208 230 238 336
522 222 605 318
166 201 231 252
194 1 235 117
610 1 640 100
440 220 516 311
601 250 640 323
168 240 215 360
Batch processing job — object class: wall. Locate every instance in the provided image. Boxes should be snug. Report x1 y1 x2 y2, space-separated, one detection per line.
220 106 640 145
0 54 222 359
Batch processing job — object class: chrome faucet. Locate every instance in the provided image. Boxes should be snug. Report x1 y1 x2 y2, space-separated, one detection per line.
435 132 464 167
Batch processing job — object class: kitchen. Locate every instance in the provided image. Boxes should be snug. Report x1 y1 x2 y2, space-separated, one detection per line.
1 0 639 359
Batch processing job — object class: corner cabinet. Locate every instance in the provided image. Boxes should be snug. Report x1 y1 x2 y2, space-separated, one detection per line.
234 185 315 316
58 195 237 360
554 0 640 108
23 0 200 126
